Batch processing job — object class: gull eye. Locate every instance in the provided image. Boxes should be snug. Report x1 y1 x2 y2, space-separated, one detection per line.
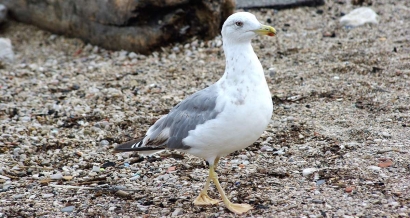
235 21 243 27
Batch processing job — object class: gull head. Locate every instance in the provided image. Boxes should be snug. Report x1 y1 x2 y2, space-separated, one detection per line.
221 12 276 44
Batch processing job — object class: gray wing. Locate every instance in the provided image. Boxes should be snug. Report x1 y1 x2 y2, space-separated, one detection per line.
115 85 222 152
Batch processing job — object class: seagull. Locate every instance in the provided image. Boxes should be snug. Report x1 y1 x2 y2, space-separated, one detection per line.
114 12 276 214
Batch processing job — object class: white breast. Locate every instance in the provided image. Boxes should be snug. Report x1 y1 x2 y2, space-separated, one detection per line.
183 77 272 163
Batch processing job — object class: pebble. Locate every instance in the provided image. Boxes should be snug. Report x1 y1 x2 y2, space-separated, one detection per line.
92 165 100 172
128 52 138 59
42 193 54 198
302 168 317 176
260 145 274 152
0 38 13 64
13 194 25 199
345 186 355 193
312 199 324 204
3 181 12 190
19 116 31 122
378 160 393 168
316 179 326 186
61 205 75 213
340 7 378 27
368 166 381 171
172 208 183 216
130 175 141 181
238 154 249 160
99 140 109 146
268 67 276 77
50 173 63 180
381 132 391 138
89 172 98 176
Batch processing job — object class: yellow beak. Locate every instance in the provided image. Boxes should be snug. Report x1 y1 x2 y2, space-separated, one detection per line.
253 24 276 37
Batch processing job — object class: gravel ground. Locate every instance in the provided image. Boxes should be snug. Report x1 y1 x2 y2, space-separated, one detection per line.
1 1 409 217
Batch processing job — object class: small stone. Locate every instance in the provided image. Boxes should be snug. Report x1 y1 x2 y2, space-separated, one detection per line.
268 67 276 77
368 166 381 171
302 168 317 176
92 165 100 172
50 173 63 180
378 160 393 168
316 179 326 186
0 38 14 65
381 132 391 138
99 140 109 146
345 186 355 193
167 166 176 173
340 7 378 27
19 116 31 122
63 176 73 181
61 206 75 213
238 154 249 160
172 208 183 216
13 194 25 199
130 175 140 181
42 193 54 198
260 145 273 152
89 172 97 177
128 52 138 59
312 199 324 204
109 206 116 211
115 190 130 198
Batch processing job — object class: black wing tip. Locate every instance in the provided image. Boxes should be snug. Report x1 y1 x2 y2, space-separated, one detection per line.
113 138 164 153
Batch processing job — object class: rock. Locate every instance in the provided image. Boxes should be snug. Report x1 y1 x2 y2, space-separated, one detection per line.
0 4 6 24
302 168 317 176
378 160 393 168
238 154 249 160
2 0 235 54
368 166 381 171
50 173 63 180
260 145 274 152
172 208 183 217
381 132 391 138
99 140 109 146
340 7 378 27
61 206 75 213
0 38 14 65
345 186 355 193
316 179 326 186
42 193 54 198
92 165 100 172
13 194 25 199
62 176 73 181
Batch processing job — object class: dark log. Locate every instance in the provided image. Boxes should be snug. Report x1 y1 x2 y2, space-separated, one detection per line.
236 0 324 9
0 0 234 54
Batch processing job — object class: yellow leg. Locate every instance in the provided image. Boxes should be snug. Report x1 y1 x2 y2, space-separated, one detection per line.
193 157 221 206
209 165 253 214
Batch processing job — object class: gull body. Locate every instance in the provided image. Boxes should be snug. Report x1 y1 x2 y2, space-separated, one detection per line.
186 38 273 163
114 12 276 214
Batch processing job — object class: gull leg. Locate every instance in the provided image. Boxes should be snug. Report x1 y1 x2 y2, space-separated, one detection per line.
193 158 221 206
209 165 253 214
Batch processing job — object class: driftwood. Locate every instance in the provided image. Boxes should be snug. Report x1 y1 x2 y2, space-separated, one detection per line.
236 0 324 9
1 0 234 54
